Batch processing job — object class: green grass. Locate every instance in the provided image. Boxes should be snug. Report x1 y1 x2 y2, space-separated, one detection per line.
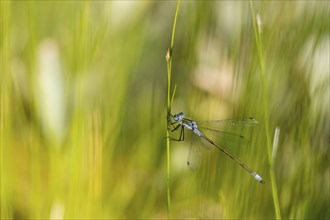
166 1 181 218
1 1 329 219
250 1 281 218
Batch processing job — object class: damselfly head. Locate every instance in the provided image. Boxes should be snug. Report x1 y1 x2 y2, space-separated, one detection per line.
173 112 184 122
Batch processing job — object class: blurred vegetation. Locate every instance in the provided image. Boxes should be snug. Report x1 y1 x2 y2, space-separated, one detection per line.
1 1 329 219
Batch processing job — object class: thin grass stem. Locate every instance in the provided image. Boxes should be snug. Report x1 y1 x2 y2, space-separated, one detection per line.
249 1 282 219
0 2 11 218
272 127 280 165
170 84 177 108
166 1 180 218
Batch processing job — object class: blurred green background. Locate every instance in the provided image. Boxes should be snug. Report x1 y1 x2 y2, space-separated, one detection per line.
1 1 329 219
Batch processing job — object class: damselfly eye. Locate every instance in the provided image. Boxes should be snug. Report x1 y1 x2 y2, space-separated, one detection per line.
173 112 184 121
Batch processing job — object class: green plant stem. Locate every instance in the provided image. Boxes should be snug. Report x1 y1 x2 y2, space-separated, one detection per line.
249 1 281 219
166 50 172 218
0 2 10 218
166 1 180 219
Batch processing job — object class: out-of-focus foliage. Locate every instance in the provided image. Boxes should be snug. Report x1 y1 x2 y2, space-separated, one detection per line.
0 1 328 219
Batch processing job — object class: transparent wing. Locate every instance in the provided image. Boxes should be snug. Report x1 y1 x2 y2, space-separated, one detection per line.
187 142 201 171
197 118 258 130
186 130 213 171
197 118 258 148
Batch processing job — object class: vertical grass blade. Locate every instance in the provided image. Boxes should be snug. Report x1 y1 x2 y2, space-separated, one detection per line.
0 1 11 219
166 1 181 218
272 127 280 165
249 1 282 219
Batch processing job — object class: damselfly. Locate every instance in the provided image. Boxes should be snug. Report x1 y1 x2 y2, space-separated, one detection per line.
168 112 265 184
